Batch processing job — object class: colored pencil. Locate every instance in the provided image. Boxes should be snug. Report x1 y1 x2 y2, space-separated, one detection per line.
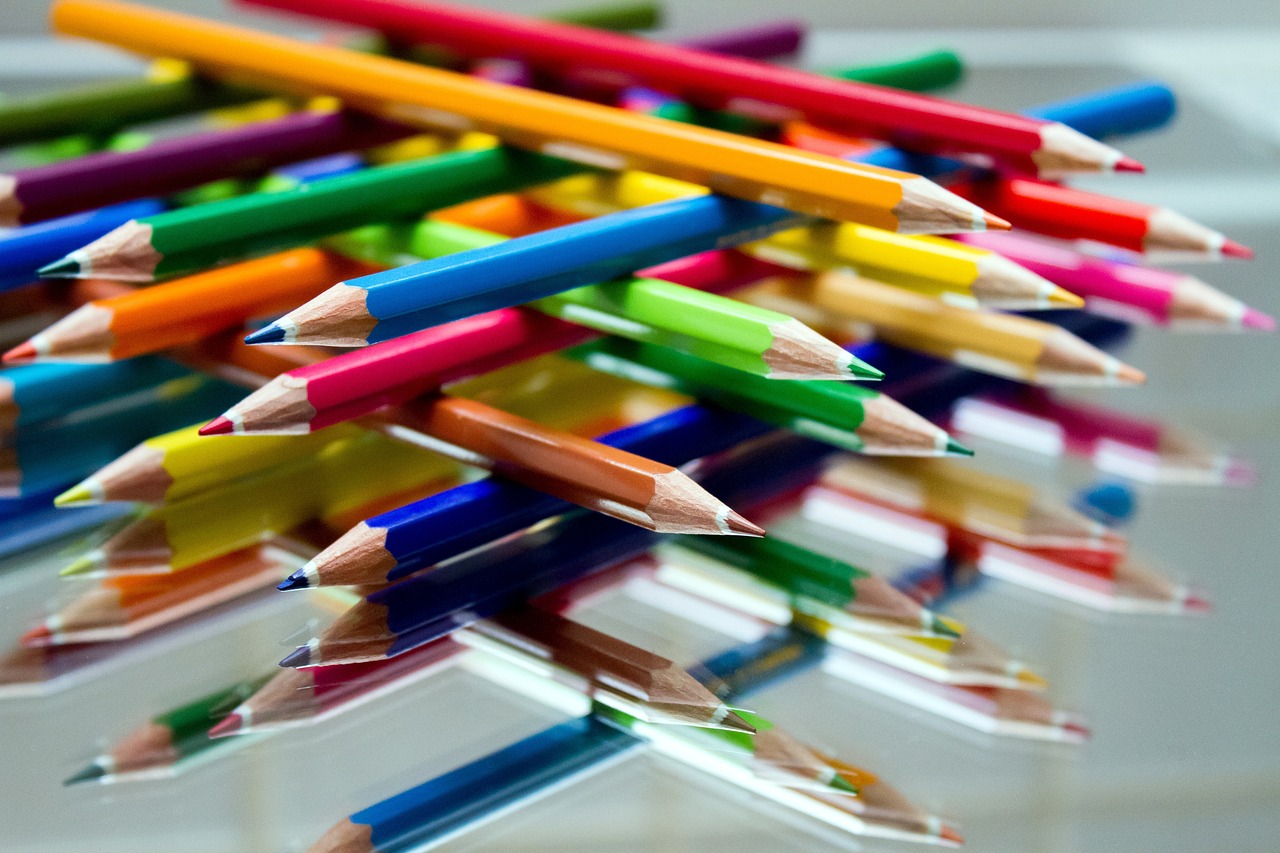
831 48 964 92
568 337 968 456
821 648 1088 742
956 231 1274 331
955 176 1253 260
61 431 457 576
38 144 586 281
969 538 1210 614
262 212 867 377
52 1 999 229
0 59 258 147
742 270 1147 386
652 537 961 639
287 404 771 589
457 605 756 731
234 0 1138 176
5 249 383 364
1 373 244 498
814 455 1127 553
525 170 1071 309
0 356 188 430
54 422 364 507
209 638 466 736
0 109 415 226
0 198 165 292
63 671 274 785
0 488 132 563
949 389 1257 485
22 545 301 646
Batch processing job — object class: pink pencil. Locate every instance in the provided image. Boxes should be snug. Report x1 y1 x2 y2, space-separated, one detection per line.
957 231 1274 331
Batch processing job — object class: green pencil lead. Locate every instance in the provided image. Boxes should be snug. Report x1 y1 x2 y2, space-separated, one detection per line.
849 358 884 381
829 774 860 795
63 763 106 786
930 615 964 639
37 256 82 279
945 437 975 457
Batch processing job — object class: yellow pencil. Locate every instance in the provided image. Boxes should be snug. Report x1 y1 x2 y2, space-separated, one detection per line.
527 171 1076 308
741 272 1145 386
51 0 999 233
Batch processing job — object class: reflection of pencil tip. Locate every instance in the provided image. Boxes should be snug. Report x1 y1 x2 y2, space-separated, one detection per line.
1183 590 1214 615
1242 308 1275 332
1221 239 1254 260
19 623 52 647
207 711 245 739
63 763 106 786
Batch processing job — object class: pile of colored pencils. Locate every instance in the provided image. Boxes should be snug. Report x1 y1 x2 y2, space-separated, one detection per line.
0 0 1269 850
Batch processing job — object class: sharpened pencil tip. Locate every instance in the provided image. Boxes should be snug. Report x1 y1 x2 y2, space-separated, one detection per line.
982 212 1012 231
277 569 311 591
724 511 765 537
1063 720 1092 742
718 710 757 734
60 554 101 577
244 324 286 345
1242 308 1276 332
1115 363 1146 385
1221 239 1254 260
939 824 965 847
207 712 244 738
849 358 884 381
931 615 963 639
54 483 96 507
1114 156 1145 174
280 644 312 668
2 340 37 364
1048 286 1086 308
944 437 975 457
829 774 859 795
38 256 82 279
1184 590 1214 614
1017 669 1050 690
64 763 106 786
19 624 52 647
199 415 235 436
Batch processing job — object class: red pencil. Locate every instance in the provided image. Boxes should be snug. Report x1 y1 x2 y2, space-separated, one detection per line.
237 0 1138 177
956 178 1253 260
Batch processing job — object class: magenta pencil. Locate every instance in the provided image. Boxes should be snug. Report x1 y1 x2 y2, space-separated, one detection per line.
957 232 1274 331
0 109 412 226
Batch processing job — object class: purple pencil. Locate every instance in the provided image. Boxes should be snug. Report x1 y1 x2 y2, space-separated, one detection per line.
0 109 413 226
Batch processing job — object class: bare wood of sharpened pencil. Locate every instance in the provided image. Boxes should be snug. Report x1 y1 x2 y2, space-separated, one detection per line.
308 819 373 853
744 272 1145 386
71 443 171 504
301 522 396 588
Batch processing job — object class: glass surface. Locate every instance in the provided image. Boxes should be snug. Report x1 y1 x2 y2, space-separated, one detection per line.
1 29 1278 853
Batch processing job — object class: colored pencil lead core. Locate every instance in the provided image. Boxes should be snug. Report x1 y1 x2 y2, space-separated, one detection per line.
723 511 766 537
2 340 38 364
1221 239 1255 260
931 616 963 639
280 644 312 668
207 712 245 739
1114 156 1146 174
244 324 288 345
37 256 82 279
63 763 108 786
60 553 104 577
983 212 1013 231
277 570 311 591
19 624 52 647
944 438 975 457
199 415 236 437
54 482 98 507
1242 308 1276 332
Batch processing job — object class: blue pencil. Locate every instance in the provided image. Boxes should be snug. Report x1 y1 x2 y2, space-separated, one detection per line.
247 194 815 346
0 357 189 431
0 486 132 565
0 198 164 293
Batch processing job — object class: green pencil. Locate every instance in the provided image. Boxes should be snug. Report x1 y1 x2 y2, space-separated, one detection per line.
568 337 971 456
64 673 271 785
328 217 872 380
39 146 586 281
656 537 963 638
830 49 965 92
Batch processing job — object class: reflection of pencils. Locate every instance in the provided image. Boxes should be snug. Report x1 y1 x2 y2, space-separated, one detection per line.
822 646 1089 741
39 144 581 281
0 356 187 430
950 389 1257 485
655 536 960 638
64 671 272 785
818 455 1126 553
528 170 1065 309
461 605 756 731
53 1 978 227
956 177 1252 260
570 337 967 456
0 109 413 226
24 546 300 644
744 271 1146 386
957 231 1273 330
209 637 465 737
236 0 1136 175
